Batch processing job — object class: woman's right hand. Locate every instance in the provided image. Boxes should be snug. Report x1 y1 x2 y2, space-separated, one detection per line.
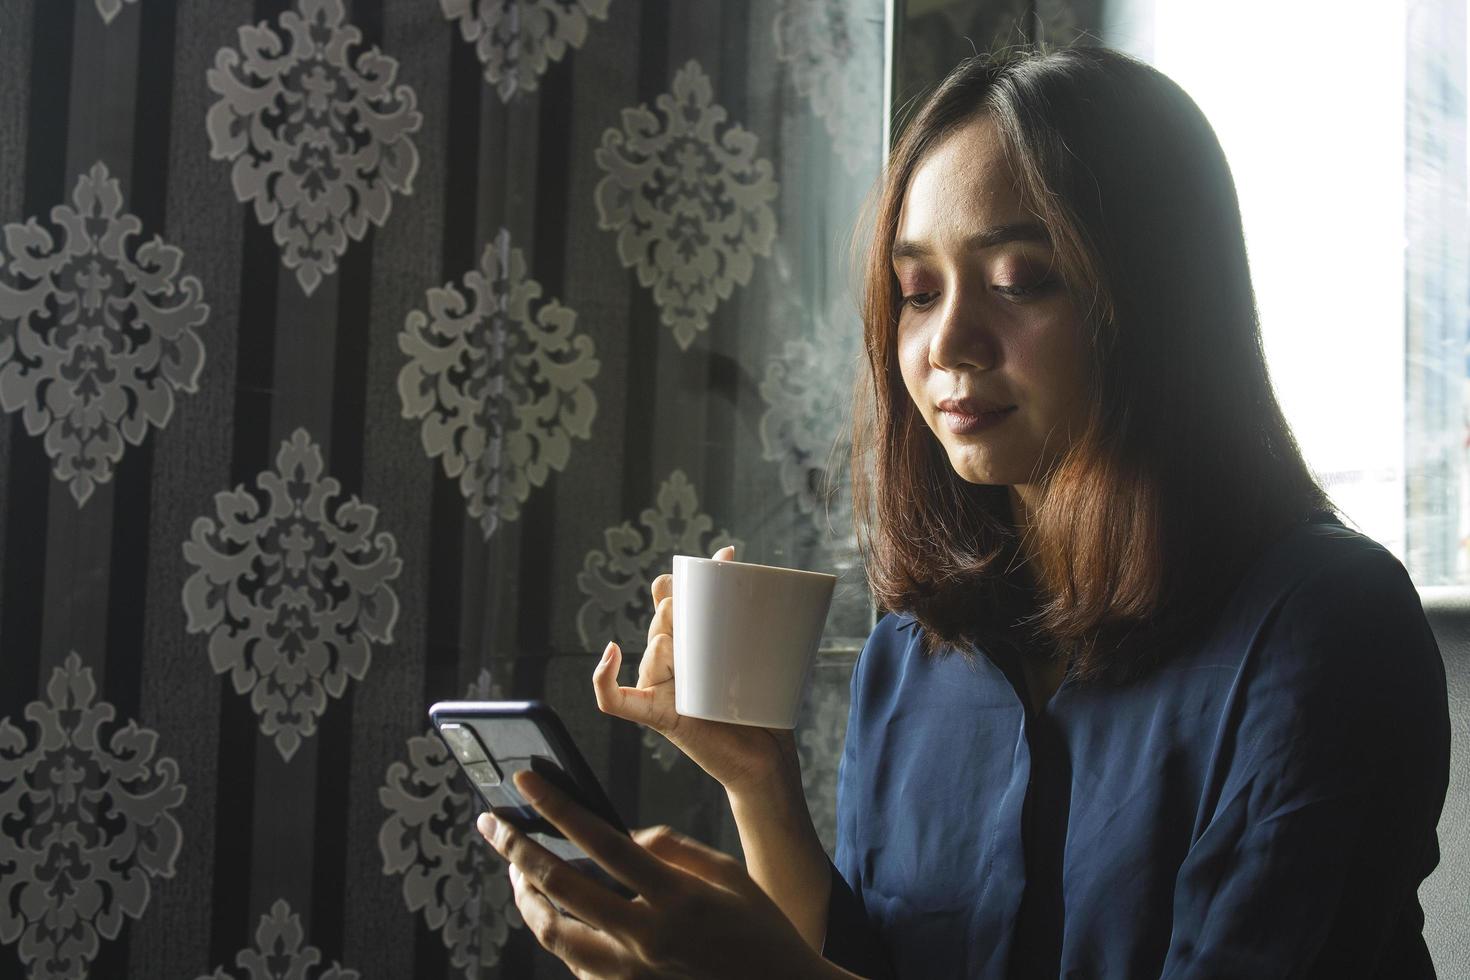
592 545 800 797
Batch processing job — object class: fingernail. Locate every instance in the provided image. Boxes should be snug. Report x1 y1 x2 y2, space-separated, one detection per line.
600 642 614 666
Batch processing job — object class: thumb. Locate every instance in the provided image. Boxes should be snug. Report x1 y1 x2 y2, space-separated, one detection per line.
711 544 736 561
634 826 756 898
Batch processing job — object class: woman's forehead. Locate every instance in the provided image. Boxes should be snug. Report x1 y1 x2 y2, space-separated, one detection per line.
896 117 1034 251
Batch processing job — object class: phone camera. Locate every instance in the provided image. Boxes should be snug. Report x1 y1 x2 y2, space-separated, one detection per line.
441 724 482 762
441 723 503 787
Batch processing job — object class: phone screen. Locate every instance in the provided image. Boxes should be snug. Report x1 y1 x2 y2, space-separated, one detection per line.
429 700 636 901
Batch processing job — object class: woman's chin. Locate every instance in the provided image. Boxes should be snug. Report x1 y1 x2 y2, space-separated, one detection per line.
941 450 1009 486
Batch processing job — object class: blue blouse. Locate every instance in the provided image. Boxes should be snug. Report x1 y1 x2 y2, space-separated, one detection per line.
821 518 1450 978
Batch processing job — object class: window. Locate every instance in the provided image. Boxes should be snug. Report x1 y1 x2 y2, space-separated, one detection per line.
1105 0 1468 584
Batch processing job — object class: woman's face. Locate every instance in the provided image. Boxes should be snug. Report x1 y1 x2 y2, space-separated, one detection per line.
893 114 1090 501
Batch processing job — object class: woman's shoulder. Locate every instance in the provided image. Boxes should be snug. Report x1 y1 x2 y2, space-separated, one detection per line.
1212 514 1449 800
847 609 944 704
876 608 922 639
854 610 921 675
1228 513 1443 709
1132 514 1437 709
1235 511 1414 611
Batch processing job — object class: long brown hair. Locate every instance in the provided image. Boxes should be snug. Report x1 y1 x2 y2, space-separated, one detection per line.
851 45 1329 682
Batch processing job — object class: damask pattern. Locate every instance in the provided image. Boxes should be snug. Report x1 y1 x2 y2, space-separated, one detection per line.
441 0 611 102
399 228 599 541
0 653 186 980
0 161 209 506
196 899 358 980
759 336 856 524
773 0 883 174
574 470 741 770
94 0 139 23
593 60 779 350
575 469 741 651
205 0 422 296
378 669 523 977
181 428 403 762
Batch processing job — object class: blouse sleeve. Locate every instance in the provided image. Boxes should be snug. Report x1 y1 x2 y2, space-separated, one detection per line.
1160 548 1450 979
820 623 899 979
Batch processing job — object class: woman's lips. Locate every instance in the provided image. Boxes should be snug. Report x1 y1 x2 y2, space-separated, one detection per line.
939 405 1016 435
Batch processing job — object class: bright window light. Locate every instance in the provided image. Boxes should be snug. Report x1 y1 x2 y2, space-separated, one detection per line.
1107 0 1411 560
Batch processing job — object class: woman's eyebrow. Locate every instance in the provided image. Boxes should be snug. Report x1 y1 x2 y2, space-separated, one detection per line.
891 221 1051 261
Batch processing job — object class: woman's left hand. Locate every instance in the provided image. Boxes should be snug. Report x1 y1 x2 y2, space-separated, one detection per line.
477 768 839 980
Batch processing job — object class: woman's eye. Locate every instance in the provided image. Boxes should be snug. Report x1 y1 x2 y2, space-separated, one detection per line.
903 292 938 310
994 278 1054 300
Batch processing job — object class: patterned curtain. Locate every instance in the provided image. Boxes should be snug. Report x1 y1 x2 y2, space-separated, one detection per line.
0 1 887 977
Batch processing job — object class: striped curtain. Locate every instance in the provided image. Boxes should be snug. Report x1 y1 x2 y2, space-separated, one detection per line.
0 1 886 977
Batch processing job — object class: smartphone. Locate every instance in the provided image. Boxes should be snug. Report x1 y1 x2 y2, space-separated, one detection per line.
428 699 636 900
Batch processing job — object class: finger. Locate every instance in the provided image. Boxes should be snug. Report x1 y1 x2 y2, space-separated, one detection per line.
513 768 673 902
478 811 641 937
645 592 673 650
637 630 673 688
712 545 735 561
632 824 758 900
507 860 631 979
593 642 671 727
649 571 672 611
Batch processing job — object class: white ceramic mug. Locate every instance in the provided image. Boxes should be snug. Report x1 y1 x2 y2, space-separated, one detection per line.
672 555 837 728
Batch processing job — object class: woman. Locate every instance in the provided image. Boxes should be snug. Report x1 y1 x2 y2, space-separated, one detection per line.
478 45 1450 978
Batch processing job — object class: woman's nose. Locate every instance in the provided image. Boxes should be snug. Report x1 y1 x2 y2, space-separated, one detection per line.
928 292 999 372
